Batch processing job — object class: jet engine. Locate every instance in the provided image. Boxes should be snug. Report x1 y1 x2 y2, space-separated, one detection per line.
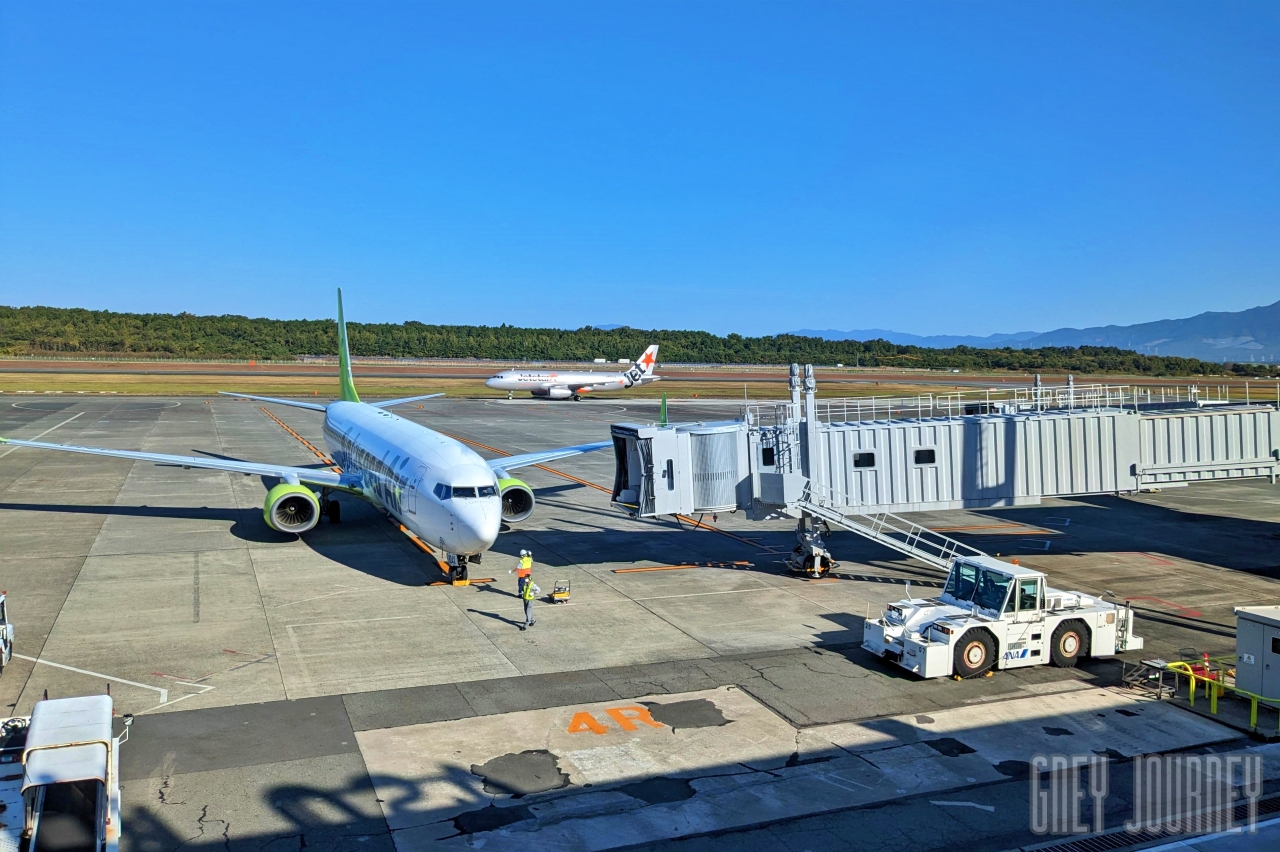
498 478 535 523
532 387 574 400
263 483 320 534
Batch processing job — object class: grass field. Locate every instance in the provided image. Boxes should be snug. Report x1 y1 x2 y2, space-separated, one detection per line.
0 371 974 401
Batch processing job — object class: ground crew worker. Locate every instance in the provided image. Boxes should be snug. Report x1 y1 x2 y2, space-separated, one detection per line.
509 549 533 596
521 573 540 630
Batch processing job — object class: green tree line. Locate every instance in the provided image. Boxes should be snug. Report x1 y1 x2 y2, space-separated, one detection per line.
0 304 1271 377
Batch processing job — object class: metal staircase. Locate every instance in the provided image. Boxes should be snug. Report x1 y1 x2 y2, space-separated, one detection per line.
796 481 987 572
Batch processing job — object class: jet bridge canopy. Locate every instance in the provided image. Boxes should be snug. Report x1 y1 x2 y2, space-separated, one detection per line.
22 696 112 792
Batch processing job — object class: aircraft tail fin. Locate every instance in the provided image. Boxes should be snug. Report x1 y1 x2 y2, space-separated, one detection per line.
336 288 360 403
635 344 659 377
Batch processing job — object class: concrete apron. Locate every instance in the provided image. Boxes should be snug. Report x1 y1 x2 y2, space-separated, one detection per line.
356 684 1238 851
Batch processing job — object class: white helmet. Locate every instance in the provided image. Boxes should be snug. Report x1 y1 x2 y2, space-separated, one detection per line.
520 549 530 557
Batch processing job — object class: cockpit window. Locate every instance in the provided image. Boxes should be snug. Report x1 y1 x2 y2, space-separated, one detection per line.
452 486 478 498
478 485 497 497
434 483 451 500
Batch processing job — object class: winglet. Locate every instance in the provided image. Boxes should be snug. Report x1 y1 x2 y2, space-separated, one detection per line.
659 393 668 427
336 288 360 403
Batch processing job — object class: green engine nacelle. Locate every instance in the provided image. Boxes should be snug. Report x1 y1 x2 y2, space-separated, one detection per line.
498 478 535 523
263 483 320 534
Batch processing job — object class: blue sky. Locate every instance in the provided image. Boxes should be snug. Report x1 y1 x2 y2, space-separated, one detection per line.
1 1 1277 336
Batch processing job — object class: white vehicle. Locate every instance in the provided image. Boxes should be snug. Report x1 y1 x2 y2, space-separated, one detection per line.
485 345 660 400
0 592 11 676
0 695 133 852
862 555 1143 679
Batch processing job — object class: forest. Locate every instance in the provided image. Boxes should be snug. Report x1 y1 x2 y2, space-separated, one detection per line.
0 304 1271 377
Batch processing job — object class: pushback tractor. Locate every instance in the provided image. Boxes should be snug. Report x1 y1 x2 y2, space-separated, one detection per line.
862 555 1144 679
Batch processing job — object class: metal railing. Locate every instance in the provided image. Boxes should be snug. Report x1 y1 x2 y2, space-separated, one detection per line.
744 382 1258 427
1124 655 1280 734
796 480 986 571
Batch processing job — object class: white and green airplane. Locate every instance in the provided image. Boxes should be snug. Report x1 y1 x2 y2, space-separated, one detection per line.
0 291 609 575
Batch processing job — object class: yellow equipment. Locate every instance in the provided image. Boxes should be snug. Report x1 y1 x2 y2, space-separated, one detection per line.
549 580 571 603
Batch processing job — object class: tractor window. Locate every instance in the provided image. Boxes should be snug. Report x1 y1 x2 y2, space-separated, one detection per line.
972 568 1012 612
478 485 497 497
1018 579 1041 612
943 563 977 601
0 600 6 624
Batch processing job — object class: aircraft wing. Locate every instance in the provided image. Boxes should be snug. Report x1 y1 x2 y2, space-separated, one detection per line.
488 441 612 474
0 437 363 492
217 392 328 411
370 393 445 408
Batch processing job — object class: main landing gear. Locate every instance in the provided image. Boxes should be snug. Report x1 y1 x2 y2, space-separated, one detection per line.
320 490 341 524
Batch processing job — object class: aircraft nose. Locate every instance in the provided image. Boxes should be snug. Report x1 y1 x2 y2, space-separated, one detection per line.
452 499 501 554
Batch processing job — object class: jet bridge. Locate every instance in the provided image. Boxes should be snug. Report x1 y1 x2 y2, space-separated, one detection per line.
610 365 1280 572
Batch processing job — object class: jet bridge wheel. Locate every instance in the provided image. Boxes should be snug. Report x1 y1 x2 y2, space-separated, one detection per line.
1050 620 1090 668
953 629 996 678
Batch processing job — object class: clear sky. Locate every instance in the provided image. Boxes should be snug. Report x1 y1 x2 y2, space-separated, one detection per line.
1 1 1277 336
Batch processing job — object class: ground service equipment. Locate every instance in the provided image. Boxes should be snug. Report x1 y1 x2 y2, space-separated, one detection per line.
0 695 133 851
862 555 1144 678
0 593 11 676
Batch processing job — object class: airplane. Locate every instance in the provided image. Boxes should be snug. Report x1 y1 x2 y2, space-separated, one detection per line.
485 344 660 400
0 290 610 580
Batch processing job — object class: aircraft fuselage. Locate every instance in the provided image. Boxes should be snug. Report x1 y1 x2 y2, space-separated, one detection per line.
321 402 500 555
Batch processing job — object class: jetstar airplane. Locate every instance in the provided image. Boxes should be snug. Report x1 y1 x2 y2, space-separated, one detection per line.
0 291 609 578
485 344 660 400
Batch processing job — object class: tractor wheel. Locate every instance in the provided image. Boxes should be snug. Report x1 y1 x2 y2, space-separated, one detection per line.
1050 621 1090 668
953 630 996 678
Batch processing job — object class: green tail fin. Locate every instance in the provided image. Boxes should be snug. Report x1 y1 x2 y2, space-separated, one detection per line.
336 288 360 403
659 393 668 427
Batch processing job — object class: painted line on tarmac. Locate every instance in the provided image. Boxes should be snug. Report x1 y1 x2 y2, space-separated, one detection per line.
0 411 84 458
16 653 168 704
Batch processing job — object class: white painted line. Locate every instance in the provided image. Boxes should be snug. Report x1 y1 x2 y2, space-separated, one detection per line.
15 653 168 704
272 585 362 609
0 411 84 458
930 801 995 812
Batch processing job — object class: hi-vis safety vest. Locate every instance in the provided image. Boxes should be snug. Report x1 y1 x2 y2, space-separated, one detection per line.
517 555 533 576
522 580 536 601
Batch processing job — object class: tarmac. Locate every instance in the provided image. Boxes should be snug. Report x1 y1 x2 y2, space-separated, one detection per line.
1 394 1279 851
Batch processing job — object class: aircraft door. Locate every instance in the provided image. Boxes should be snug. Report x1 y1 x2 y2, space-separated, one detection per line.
407 466 426 514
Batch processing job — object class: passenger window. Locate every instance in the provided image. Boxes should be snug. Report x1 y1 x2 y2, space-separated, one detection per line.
761 447 776 467
853 452 875 468
914 449 936 465
1018 579 1040 612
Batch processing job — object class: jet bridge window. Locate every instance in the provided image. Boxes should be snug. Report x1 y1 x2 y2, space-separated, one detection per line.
853 452 875 468
760 447 776 467
665 459 674 491
914 448 937 465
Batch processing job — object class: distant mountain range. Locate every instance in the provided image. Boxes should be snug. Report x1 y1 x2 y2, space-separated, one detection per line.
790 299 1280 363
